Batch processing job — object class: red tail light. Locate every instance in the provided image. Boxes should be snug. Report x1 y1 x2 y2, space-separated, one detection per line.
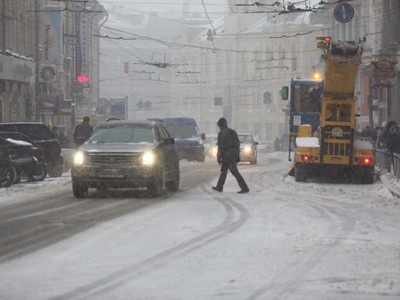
362 157 371 165
301 154 310 162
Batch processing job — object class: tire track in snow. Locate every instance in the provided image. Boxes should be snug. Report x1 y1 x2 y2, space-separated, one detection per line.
246 164 357 299
50 185 249 300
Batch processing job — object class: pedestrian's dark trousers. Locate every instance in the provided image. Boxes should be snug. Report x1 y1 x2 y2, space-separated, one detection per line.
216 161 248 190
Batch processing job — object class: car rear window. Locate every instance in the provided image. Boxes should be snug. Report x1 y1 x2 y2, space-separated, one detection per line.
22 124 55 140
166 125 200 139
0 124 55 141
90 124 156 144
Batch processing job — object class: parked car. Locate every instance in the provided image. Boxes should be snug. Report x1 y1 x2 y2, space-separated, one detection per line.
0 122 63 177
238 133 259 165
71 120 180 198
148 117 205 162
0 132 47 181
0 137 38 183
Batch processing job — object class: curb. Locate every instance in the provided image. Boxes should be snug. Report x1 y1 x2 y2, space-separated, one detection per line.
380 173 400 198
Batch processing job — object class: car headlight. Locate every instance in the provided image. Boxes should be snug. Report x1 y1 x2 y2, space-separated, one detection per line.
211 146 218 157
73 151 85 165
243 146 252 154
142 151 156 166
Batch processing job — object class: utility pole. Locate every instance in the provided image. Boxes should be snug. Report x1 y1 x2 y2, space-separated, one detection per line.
1 0 7 54
34 0 41 121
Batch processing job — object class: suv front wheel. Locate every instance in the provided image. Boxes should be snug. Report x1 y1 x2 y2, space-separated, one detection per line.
73 180 88 198
148 169 165 197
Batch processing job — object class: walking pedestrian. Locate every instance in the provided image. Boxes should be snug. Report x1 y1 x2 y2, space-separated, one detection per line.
212 118 249 194
73 116 93 147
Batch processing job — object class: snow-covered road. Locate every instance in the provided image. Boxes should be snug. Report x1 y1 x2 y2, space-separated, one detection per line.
0 153 399 299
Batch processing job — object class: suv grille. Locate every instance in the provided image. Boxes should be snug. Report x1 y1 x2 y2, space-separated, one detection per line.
89 154 139 166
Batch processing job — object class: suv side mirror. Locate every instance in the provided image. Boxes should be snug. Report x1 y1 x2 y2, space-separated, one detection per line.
162 137 175 145
281 86 289 100
254 141 259 145
200 133 206 141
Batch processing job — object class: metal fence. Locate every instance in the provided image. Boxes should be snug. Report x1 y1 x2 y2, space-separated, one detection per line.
376 148 400 181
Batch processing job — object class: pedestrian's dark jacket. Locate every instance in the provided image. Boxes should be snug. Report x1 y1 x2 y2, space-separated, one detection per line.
73 121 93 146
379 121 397 149
387 131 400 154
217 125 240 163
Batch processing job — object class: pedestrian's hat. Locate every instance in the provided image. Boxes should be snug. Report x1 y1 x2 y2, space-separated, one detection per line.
217 118 227 127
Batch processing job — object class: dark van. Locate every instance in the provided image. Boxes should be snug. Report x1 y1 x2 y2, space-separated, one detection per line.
0 122 64 177
149 117 205 162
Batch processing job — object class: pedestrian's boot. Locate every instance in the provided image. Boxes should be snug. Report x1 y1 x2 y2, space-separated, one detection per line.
237 187 249 194
212 186 223 192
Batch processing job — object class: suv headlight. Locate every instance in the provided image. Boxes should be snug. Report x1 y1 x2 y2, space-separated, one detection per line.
74 151 85 165
142 151 156 166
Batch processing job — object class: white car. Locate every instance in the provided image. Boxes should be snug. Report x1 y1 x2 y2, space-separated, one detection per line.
238 133 259 165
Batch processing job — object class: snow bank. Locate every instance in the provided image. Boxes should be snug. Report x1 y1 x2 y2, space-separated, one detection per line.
296 137 319 148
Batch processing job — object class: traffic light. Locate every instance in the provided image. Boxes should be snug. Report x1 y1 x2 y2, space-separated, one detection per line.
281 86 289 101
77 74 89 83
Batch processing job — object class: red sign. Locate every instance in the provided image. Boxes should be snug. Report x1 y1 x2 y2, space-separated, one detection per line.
77 74 89 83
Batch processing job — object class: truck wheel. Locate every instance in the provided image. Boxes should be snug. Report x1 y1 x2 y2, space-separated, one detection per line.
197 153 205 162
48 163 63 177
294 165 307 182
73 181 88 198
362 173 374 184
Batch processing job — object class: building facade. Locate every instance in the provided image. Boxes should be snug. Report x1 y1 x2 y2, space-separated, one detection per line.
169 1 323 141
0 0 107 134
0 0 36 122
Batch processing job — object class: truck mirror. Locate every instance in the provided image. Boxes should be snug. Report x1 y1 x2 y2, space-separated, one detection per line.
200 133 206 141
281 86 289 100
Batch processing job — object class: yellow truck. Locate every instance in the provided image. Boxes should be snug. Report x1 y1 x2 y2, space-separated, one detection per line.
289 38 375 183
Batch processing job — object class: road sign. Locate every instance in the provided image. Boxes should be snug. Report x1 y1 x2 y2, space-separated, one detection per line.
334 3 354 23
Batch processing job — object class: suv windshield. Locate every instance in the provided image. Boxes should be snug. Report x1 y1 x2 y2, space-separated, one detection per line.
166 125 200 139
238 135 252 143
89 125 156 144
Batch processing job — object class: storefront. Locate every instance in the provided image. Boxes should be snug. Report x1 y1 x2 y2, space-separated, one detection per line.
0 54 35 122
